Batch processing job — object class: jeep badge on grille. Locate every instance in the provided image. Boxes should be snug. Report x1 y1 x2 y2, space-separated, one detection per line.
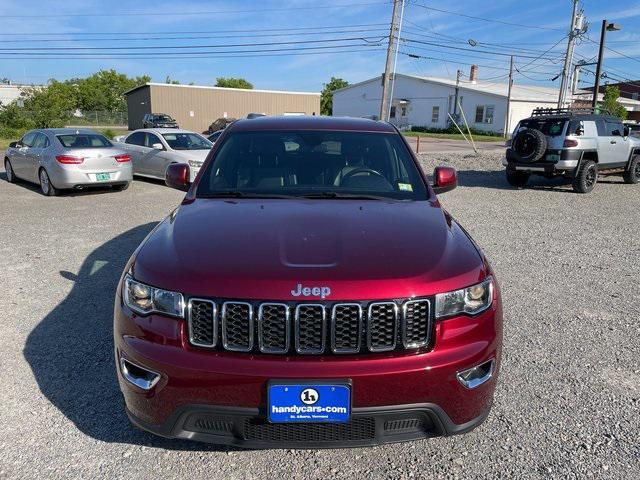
291 283 331 299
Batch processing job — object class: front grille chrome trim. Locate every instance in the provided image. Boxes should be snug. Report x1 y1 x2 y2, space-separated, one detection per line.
367 302 399 352
257 303 291 354
187 298 217 348
294 304 327 355
221 301 254 352
402 299 432 349
331 303 363 354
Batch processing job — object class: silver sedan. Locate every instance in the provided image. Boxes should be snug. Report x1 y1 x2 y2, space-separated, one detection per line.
4 128 133 196
116 129 213 183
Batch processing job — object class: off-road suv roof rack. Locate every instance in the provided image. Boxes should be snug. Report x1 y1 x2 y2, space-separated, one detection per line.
531 107 611 117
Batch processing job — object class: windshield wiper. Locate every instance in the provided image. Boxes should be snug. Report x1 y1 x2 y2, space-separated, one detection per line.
199 191 296 199
301 192 391 201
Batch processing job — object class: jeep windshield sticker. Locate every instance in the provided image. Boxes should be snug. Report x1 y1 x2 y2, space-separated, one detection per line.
398 183 413 192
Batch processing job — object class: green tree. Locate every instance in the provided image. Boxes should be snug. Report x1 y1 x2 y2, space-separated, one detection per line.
165 76 180 84
320 77 349 116
215 77 253 89
21 81 77 128
602 85 628 120
73 70 151 113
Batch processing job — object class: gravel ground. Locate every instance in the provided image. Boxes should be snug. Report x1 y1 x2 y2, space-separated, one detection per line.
0 152 638 479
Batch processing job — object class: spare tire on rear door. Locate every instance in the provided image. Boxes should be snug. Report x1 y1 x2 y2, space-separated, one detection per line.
509 128 547 163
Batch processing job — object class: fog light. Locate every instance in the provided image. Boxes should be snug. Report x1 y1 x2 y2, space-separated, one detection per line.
456 358 495 389
120 357 161 390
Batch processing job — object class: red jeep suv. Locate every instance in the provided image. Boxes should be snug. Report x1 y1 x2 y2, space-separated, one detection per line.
114 116 502 448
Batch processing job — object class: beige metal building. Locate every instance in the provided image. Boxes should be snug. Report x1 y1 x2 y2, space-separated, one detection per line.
125 83 320 132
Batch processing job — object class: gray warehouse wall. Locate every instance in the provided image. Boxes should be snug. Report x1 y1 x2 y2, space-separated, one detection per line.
126 87 151 130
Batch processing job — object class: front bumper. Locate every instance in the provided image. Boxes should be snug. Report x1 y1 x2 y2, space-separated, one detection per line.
126 401 491 449
114 292 502 447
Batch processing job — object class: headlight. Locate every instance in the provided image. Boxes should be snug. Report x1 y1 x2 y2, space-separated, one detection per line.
435 276 494 319
187 160 203 168
123 275 184 317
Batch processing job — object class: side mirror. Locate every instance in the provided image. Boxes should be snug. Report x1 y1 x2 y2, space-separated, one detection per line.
165 163 190 191
432 166 457 194
9 141 19 148
152 143 164 150
623 126 630 137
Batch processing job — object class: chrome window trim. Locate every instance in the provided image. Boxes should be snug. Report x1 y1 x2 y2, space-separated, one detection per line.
331 303 363 354
221 301 254 352
257 303 291 354
401 298 431 349
367 302 399 352
187 298 218 348
294 303 326 355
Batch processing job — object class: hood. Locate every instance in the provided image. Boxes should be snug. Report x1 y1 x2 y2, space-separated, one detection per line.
133 199 487 301
172 149 211 162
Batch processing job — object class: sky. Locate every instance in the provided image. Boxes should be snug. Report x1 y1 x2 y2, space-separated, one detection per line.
1 0 639 93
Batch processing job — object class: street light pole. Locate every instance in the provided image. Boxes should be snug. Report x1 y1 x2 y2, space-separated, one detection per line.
592 20 621 108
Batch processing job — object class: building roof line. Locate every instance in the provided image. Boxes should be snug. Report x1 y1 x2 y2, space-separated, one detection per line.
124 82 320 96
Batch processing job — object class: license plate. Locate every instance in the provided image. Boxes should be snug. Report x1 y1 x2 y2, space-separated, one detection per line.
95 173 110 181
546 154 560 162
268 383 350 423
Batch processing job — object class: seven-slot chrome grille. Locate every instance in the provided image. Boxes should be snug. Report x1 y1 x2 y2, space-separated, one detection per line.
187 298 432 355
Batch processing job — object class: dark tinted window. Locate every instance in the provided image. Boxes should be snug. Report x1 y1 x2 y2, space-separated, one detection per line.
57 134 112 148
153 114 173 121
208 131 223 142
21 131 37 147
519 119 566 136
567 120 584 136
33 133 49 148
197 130 427 201
145 133 163 147
126 132 145 146
595 120 607 136
606 121 623 136
162 132 212 150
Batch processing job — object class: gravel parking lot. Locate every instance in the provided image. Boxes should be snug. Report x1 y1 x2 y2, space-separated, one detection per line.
1 150 638 479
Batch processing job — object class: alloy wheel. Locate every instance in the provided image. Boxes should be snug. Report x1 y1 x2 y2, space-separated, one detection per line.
5 161 13 181
40 170 50 195
585 165 597 188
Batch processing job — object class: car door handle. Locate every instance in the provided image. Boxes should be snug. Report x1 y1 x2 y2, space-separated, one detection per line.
610 140 617 144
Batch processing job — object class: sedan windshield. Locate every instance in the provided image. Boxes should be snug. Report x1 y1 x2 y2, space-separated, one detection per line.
162 133 212 150
196 130 428 200
56 134 112 148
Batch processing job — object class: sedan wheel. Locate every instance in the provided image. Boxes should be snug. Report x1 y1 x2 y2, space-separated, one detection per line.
5 159 16 183
39 169 58 196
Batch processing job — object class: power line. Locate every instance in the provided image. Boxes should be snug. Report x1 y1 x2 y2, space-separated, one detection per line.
408 2 565 32
0 1 389 18
0 23 390 37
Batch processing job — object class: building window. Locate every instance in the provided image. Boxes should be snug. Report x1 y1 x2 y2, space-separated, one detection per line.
475 105 495 124
401 106 407 116
390 106 396 118
431 106 440 123
632 92 639 100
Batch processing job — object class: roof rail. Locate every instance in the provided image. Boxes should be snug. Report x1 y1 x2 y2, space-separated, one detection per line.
531 107 612 116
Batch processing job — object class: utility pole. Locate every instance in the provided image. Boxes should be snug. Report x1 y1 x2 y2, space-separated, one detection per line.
504 56 514 138
380 0 401 121
557 0 581 108
592 20 622 108
453 69 462 118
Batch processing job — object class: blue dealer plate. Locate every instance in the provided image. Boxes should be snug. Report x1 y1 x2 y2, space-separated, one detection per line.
268 384 350 423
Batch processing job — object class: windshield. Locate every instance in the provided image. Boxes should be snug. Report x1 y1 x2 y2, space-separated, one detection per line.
518 119 566 137
196 130 428 200
162 133 212 150
154 115 173 122
56 134 112 148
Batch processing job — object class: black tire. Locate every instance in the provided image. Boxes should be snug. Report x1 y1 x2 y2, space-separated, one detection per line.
113 182 130 191
510 128 547 163
4 158 16 183
572 160 598 194
622 155 640 184
39 168 59 196
506 169 530 188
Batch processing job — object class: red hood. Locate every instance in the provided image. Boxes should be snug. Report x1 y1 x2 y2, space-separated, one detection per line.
132 198 487 301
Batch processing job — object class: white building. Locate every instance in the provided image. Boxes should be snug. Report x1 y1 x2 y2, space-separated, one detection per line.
333 68 640 134
0 83 29 107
